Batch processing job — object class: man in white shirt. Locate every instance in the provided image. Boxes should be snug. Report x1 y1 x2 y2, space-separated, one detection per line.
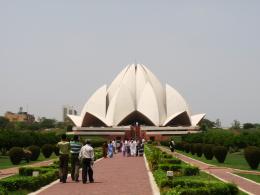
79 139 95 184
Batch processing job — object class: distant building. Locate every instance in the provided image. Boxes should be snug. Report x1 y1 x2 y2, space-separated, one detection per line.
63 106 77 122
5 107 35 123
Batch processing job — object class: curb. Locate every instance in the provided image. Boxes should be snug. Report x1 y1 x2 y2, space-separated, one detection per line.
143 154 160 195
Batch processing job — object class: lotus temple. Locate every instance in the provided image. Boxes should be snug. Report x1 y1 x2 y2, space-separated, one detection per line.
68 64 205 141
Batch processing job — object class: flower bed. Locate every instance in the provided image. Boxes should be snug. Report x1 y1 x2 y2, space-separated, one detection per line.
145 144 239 195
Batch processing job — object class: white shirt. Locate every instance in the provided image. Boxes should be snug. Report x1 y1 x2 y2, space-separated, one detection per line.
79 144 94 160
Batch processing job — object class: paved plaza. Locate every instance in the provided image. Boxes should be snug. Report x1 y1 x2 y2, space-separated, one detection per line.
36 155 153 195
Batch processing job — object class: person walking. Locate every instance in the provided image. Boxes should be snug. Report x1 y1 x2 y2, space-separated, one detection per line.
121 140 126 156
79 139 95 184
107 141 113 158
169 140 175 152
57 134 70 183
70 135 82 182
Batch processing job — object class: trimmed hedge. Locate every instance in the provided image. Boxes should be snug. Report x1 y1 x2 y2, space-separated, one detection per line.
0 187 7 195
244 146 260 169
9 147 24 165
161 158 181 164
41 144 53 158
190 144 196 155
184 143 191 153
28 145 40 161
194 143 203 157
203 144 214 160
213 146 228 163
159 164 182 171
182 166 199 176
0 167 58 191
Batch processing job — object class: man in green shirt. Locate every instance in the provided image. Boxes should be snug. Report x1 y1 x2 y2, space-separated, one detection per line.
57 134 70 183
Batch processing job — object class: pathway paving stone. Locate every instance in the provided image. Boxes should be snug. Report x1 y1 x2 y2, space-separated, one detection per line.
159 146 260 195
37 154 153 195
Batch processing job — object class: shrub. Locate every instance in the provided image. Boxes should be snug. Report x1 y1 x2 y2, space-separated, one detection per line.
184 143 190 153
194 143 203 157
41 144 53 158
213 146 228 163
160 141 169 147
182 166 200 176
28 145 40 161
0 169 58 191
203 144 214 160
161 158 181 164
0 187 7 195
53 145 59 156
162 154 172 159
244 146 260 169
190 144 196 155
158 164 182 171
9 147 24 165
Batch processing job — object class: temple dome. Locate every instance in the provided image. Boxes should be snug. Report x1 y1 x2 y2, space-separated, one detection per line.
68 64 205 127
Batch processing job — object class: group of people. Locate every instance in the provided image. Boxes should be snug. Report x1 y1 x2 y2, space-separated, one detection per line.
105 139 145 158
56 134 94 184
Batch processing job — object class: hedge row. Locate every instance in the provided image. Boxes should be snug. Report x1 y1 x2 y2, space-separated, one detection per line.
177 142 228 163
145 144 238 195
0 167 58 192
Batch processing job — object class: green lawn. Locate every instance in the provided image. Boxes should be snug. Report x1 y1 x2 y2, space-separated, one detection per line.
0 153 58 170
176 149 260 171
235 173 260 183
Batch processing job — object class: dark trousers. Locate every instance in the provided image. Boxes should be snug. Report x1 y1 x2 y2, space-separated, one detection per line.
59 154 69 182
82 158 93 183
71 153 80 181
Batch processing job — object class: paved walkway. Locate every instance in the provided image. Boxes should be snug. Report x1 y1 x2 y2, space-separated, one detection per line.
37 154 153 195
0 159 55 179
159 146 260 195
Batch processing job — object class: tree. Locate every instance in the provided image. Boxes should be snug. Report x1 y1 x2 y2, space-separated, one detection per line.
215 119 221 128
231 120 241 129
243 123 255 129
39 118 56 129
0 117 9 129
199 118 216 130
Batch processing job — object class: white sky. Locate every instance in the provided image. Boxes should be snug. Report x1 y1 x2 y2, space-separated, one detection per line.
0 0 260 126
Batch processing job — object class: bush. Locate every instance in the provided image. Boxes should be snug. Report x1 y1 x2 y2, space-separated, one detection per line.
244 146 260 169
28 145 40 161
190 144 196 155
213 146 228 163
158 164 182 171
161 158 181 164
9 147 24 165
53 145 59 156
194 143 203 157
0 169 58 191
203 144 214 160
41 144 53 158
0 187 7 195
160 141 170 147
184 143 190 153
162 154 172 159
182 166 200 176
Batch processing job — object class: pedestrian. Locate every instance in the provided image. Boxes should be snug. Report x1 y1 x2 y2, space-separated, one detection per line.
121 140 126 156
112 139 116 153
130 140 136 156
70 135 82 182
79 139 95 184
126 140 131 157
169 140 175 152
56 134 70 183
107 141 113 158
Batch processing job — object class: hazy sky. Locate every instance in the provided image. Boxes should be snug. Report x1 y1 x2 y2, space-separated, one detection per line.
0 1 259 126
